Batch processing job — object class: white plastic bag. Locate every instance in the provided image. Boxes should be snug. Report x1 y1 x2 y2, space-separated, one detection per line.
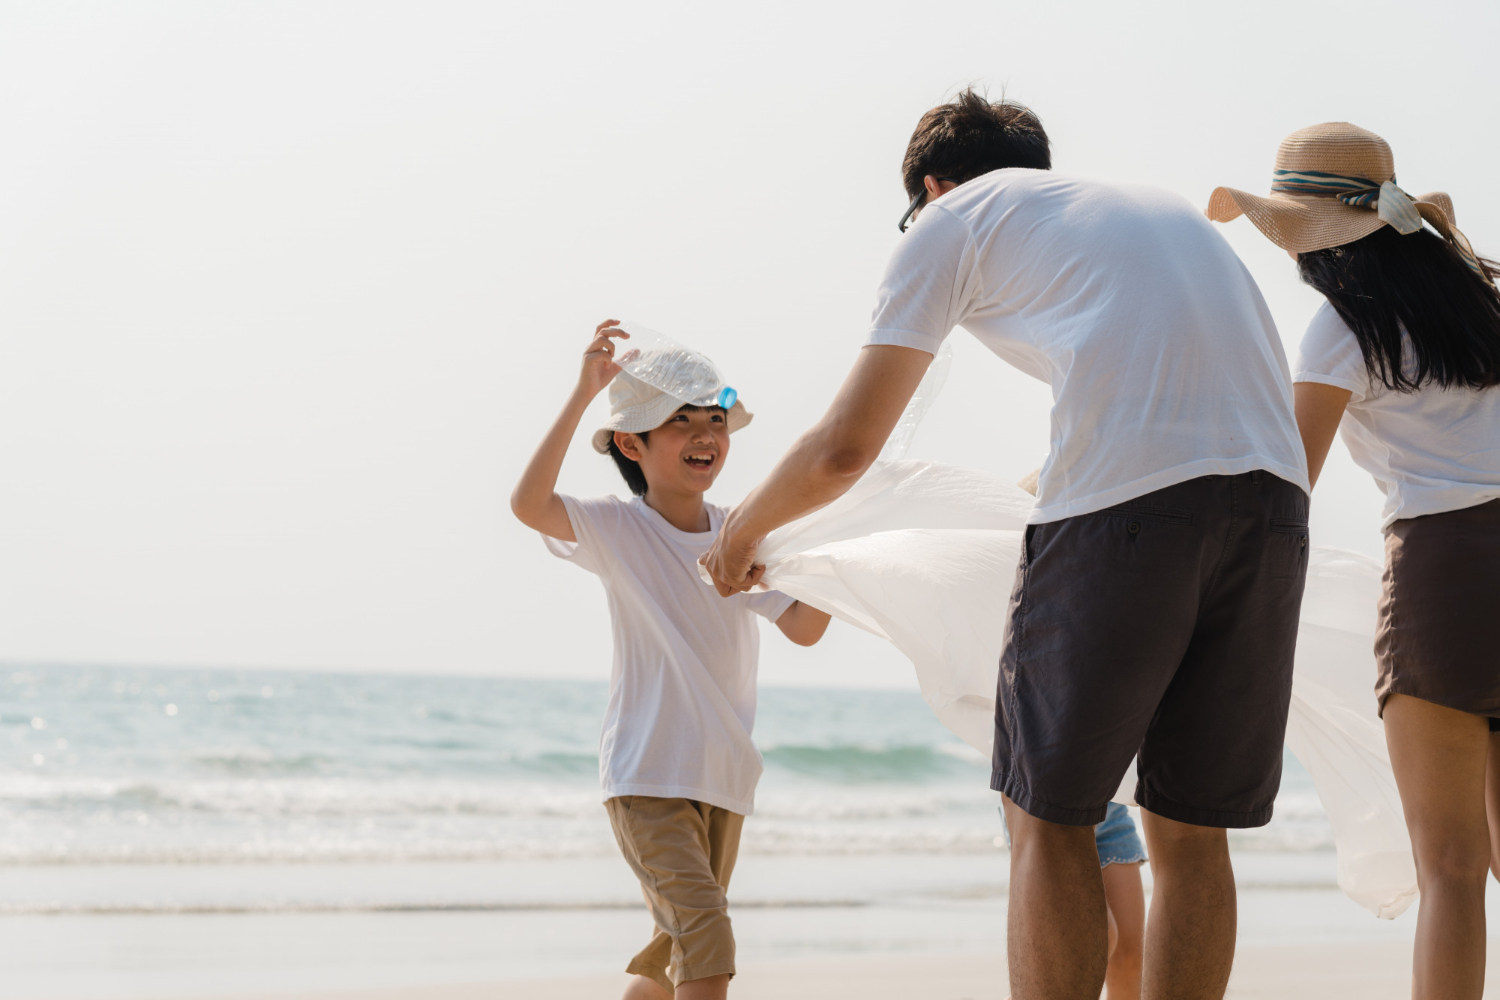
752 459 1416 919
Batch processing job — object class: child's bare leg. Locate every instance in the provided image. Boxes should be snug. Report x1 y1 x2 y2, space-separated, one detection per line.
619 970 731 998
677 973 730 999
1101 861 1145 1000
623 974 673 999
1485 731 1500 883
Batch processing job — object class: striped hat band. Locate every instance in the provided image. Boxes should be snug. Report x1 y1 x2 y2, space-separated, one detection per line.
1206 122 1487 278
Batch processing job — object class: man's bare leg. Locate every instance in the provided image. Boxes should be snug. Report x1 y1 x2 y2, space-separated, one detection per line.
1102 861 1145 1000
1385 694 1490 1000
1003 795 1108 1000
1139 812 1235 1000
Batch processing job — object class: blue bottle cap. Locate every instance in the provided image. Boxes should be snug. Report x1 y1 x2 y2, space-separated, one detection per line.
717 386 738 409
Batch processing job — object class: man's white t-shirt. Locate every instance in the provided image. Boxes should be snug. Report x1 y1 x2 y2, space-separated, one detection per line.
543 495 794 815
1294 300 1500 528
866 168 1309 523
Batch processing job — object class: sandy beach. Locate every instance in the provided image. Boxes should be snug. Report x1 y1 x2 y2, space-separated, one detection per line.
145 943 1499 1000
11 867 1500 999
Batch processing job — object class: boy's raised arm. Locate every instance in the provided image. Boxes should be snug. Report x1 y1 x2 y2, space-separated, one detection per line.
509 321 628 542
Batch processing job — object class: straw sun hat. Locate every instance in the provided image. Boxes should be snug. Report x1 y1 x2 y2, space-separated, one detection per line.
1206 122 1484 275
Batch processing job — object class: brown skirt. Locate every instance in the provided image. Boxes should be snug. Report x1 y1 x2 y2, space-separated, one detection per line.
1375 498 1500 724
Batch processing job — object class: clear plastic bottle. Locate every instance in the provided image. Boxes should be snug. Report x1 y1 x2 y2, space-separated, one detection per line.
615 322 738 409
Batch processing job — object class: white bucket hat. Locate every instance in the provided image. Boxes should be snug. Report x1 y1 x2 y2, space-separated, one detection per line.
590 351 753 454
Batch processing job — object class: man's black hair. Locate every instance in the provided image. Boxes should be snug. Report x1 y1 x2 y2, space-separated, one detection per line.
902 88 1051 200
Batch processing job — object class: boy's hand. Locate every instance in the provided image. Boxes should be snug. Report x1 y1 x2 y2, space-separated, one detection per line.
578 320 628 398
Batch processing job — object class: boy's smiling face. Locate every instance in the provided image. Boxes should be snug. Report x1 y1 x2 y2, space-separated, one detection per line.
614 404 729 496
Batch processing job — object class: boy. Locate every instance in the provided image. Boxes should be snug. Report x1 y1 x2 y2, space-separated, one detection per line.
511 320 830 1000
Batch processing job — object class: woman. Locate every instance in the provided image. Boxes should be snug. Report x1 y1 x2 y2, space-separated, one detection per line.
1209 122 1500 998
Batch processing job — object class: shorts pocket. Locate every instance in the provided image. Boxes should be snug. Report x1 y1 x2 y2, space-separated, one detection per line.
1090 503 1194 526
1270 517 1310 554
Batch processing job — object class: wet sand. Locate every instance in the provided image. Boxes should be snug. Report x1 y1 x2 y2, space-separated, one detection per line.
157 942 1453 1000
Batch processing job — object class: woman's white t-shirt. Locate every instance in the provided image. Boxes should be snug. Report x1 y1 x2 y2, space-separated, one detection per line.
543 495 793 815
1293 300 1500 528
866 168 1309 523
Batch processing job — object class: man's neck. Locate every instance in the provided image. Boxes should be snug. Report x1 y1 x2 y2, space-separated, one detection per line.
643 488 711 533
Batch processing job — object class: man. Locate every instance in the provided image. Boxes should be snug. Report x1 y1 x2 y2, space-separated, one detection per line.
703 90 1310 1000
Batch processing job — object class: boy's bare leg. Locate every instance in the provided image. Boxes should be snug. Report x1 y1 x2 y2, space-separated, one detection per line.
622 975 672 1000
1385 694 1490 1000
1102 862 1145 1000
621 973 729 1000
1003 795 1109 1000
1138 813 1235 1000
677 974 730 999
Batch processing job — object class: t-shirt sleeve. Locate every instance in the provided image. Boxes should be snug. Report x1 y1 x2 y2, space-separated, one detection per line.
865 205 980 355
539 494 625 576
742 588 796 623
1293 302 1371 402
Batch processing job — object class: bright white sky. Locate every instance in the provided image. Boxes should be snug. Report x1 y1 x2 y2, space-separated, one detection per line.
2 1 1496 688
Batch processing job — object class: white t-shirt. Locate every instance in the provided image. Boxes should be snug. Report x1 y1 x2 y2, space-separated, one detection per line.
543 495 794 815
866 168 1309 523
1293 300 1500 528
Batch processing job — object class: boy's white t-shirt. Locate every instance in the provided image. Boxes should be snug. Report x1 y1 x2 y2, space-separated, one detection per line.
1293 300 1500 528
543 494 794 815
866 168 1309 523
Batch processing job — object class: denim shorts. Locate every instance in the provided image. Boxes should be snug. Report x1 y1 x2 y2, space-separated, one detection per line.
1094 802 1147 867
999 801 1147 868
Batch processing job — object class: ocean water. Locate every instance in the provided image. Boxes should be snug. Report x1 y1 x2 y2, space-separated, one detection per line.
2 664 1334 874
2 665 1397 995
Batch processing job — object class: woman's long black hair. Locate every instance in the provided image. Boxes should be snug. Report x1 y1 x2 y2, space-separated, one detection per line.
1297 226 1500 392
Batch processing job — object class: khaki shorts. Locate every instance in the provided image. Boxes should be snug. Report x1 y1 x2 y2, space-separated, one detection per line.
605 795 744 993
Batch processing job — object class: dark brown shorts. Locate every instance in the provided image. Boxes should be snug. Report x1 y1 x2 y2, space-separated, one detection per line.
992 471 1309 829
1375 498 1500 728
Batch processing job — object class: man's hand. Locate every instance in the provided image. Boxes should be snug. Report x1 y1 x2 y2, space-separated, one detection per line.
701 516 766 596
701 344 934 598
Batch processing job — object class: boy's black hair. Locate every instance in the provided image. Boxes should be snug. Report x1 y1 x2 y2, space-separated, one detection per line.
604 404 727 497
902 88 1051 200
607 432 650 496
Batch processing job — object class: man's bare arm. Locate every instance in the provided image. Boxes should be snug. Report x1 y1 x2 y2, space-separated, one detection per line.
702 344 933 595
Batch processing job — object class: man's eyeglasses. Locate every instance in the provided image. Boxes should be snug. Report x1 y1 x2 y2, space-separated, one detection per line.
899 177 960 233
